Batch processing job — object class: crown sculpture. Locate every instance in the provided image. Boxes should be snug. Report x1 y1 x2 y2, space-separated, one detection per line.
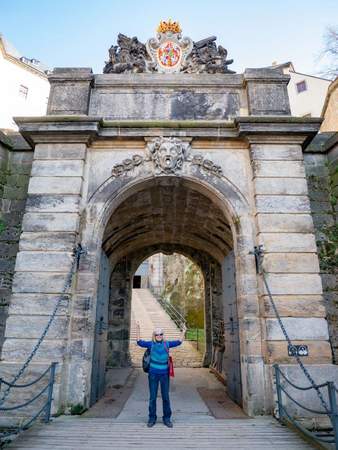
103 20 234 74
157 19 182 34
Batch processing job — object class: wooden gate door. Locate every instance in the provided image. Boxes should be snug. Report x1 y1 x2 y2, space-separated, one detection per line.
222 250 242 405
90 251 111 405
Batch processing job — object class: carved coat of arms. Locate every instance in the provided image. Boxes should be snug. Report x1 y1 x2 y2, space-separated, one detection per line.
103 20 234 74
146 20 193 73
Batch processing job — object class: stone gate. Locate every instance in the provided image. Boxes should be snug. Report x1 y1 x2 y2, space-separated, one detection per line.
0 22 337 421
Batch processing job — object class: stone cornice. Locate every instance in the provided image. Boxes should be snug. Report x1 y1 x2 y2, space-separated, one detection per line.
236 116 322 147
14 115 322 148
48 68 94 83
93 73 244 88
243 68 290 84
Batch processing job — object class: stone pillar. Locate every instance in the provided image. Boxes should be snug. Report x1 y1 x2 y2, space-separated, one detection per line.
250 139 332 368
0 142 87 414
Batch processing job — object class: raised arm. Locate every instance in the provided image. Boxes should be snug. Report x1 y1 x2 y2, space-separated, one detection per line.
136 321 140 341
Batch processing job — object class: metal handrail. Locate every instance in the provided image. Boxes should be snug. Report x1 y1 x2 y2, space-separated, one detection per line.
0 362 57 443
0 365 52 389
0 384 50 412
151 289 205 351
274 364 338 449
277 367 330 391
252 245 331 415
152 290 186 330
251 246 338 448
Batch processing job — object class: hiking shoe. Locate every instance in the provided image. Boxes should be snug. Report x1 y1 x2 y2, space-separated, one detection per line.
147 421 156 427
163 420 173 428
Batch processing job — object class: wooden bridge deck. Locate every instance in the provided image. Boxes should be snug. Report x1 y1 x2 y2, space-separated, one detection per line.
7 416 315 449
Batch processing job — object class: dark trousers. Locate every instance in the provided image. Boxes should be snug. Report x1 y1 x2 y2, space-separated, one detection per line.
148 372 172 422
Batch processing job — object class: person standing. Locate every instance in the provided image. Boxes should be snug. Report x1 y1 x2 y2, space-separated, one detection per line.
136 322 186 428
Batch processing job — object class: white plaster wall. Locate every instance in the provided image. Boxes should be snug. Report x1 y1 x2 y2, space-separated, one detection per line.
0 51 50 130
284 68 330 117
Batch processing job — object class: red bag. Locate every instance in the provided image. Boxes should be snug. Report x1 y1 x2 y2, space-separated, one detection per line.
168 355 175 378
164 342 175 378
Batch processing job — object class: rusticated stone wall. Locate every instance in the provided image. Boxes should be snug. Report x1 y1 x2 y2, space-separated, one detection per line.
304 134 338 363
0 132 33 353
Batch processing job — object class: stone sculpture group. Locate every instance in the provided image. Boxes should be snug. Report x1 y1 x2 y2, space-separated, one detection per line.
103 33 234 74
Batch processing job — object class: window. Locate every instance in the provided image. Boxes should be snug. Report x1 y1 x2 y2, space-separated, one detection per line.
296 80 307 93
19 85 28 100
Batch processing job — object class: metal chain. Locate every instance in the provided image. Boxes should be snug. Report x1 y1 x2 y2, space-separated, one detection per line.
252 246 331 414
0 244 84 407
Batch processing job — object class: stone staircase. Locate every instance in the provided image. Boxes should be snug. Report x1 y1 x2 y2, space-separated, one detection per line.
129 289 203 368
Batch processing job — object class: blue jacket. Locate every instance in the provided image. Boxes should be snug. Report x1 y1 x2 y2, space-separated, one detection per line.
137 339 182 374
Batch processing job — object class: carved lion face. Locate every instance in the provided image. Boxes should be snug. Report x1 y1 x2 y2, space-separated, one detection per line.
148 137 189 173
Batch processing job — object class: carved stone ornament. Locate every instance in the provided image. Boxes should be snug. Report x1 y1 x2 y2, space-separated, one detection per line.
185 36 235 74
103 20 234 74
103 34 149 74
111 154 144 177
191 154 223 177
147 137 190 174
111 138 223 178
146 20 193 73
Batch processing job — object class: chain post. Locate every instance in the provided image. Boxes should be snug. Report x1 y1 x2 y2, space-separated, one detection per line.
327 382 338 450
44 362 57 423
251 245 264 274
74 243 86 269
274 365 284 421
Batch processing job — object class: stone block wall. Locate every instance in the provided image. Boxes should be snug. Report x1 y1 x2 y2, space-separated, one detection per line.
304 134 338 363
0 141 89 419
0 132 33 353
250 141 331 365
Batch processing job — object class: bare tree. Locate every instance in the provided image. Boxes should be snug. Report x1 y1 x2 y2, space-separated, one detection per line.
319 26 338 79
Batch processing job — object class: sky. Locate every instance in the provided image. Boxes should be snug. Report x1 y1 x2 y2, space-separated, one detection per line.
1 0 337 76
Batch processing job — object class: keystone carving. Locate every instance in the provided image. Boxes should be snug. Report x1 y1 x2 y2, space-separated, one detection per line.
111 138 223 178
147 137 190 174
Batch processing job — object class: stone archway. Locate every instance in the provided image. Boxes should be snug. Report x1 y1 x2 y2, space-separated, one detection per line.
71 159 263 415
105 245 215 370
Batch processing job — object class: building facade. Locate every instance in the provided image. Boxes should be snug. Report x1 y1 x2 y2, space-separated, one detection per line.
0 24 337 424
0 35 49 131
271 62 331 117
